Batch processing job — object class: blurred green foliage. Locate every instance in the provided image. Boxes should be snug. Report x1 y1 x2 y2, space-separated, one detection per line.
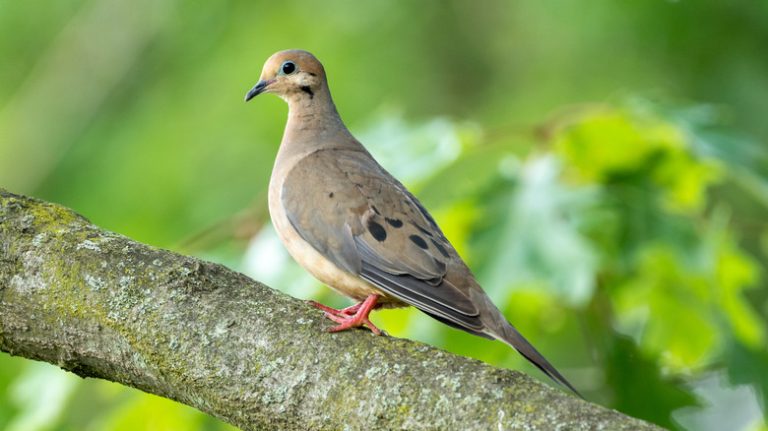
2 1 767 430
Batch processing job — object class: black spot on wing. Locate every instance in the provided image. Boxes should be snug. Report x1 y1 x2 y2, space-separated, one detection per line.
413 199 440 230
367 220 387 242
409 235 428 250
413 223 434 238
328 192 334 198
386 217 403 228
431 239 450 258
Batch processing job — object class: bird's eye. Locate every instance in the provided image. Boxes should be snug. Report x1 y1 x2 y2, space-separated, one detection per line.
281 61 296 75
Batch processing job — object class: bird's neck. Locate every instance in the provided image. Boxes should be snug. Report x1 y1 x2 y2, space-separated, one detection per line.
282 86 358 153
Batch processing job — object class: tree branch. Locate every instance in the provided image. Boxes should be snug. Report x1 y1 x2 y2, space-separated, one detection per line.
0 189 660 430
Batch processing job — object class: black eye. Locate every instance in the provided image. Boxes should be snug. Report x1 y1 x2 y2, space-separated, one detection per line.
281 61 296 75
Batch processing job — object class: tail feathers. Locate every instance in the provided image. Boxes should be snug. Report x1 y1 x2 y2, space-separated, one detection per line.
494 321 582 398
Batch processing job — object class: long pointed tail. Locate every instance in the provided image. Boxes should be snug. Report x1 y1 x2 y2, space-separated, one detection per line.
492 319 582 397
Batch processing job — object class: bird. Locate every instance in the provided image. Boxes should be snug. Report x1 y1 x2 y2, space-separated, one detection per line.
245 49 579 395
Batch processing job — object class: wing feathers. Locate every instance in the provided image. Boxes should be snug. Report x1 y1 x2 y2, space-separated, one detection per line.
359 262 483 330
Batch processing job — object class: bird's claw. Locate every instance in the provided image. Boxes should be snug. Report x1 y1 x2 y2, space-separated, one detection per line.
308 295 382 335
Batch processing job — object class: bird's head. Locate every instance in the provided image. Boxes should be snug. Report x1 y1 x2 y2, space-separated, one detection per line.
245 50 326 102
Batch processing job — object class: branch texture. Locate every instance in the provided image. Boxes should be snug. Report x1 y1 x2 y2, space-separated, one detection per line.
0 190 661 430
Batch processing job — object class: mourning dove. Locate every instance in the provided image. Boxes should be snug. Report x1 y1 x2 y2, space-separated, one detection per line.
245 49 579 395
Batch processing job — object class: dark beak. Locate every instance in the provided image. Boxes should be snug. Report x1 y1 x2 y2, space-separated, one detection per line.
244 80 270 102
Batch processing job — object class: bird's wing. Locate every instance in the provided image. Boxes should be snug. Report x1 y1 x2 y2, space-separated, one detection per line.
281 148 484 331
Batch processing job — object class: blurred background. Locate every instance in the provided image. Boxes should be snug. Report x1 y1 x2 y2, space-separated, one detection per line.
2 0 767 430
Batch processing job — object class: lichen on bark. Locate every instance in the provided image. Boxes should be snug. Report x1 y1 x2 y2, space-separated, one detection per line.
0 189 662 430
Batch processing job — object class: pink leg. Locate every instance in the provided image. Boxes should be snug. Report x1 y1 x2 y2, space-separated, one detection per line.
307 300 363 317
308 294 383 335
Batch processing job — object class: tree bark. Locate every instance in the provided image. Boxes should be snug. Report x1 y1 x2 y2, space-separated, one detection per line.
0 189 661 431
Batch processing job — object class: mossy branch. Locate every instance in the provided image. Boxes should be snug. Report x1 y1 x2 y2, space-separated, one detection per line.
0 190 661 431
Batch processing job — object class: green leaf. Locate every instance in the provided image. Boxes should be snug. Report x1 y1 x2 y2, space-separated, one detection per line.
724 340 768 415
605 336 699 431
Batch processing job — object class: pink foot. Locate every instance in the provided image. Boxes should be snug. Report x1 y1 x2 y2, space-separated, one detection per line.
308 294 383 335
307 300 363 317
